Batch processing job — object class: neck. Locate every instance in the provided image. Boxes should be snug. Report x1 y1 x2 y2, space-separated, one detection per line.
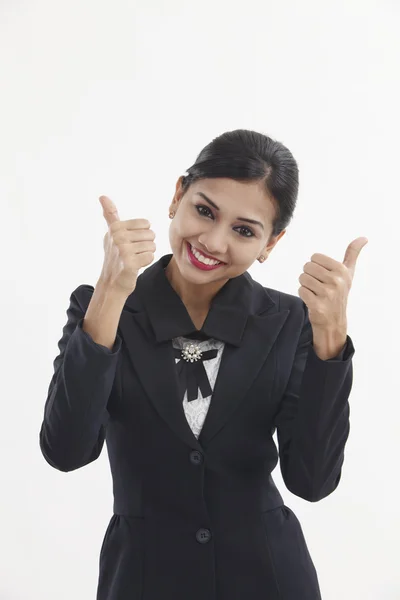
165 256 227 313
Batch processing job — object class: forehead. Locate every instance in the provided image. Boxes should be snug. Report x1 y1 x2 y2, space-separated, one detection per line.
189 178 276 223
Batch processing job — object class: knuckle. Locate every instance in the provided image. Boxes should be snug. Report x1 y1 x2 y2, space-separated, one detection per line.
332 274 342 286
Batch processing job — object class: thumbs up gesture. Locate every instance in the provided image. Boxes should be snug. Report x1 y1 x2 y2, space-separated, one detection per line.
298 237 368 356
99 195 156 296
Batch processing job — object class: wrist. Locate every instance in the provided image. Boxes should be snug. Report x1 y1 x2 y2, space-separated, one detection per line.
312 327 347 360
96 277 130 302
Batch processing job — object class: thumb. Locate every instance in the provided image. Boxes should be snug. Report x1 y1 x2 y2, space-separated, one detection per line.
99 195 120 226
342 236 368 273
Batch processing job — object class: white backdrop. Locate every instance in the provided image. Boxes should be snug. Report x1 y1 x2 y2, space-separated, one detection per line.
1 0 399 598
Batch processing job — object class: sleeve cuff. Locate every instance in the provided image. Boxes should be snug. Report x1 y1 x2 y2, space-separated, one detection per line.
315 334 355 362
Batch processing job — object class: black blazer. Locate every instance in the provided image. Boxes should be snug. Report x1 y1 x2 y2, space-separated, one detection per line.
39 253 355 600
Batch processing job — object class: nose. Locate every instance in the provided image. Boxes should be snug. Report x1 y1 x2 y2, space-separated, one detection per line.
197 232 228 260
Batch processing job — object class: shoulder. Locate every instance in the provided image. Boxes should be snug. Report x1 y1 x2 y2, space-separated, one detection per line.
249 278 309 343
275 288 305 315
251 277 306 318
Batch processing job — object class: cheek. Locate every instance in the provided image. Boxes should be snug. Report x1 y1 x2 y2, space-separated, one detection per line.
230 246 257 264
168 220 191 249
172 216 198 239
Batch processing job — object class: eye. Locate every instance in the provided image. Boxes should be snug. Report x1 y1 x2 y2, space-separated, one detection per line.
195 205 255 238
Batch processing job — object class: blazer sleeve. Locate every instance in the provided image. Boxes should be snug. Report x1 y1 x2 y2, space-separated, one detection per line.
39 286 122 472
273 301 355 502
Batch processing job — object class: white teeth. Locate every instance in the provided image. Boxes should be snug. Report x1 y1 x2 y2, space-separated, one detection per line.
190 244 221 266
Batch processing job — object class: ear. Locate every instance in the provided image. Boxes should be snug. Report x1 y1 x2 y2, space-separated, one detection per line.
263 229 286 256
170 176 186 212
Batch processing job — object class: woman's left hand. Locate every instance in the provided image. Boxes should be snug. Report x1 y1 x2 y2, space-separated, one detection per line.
298 237 368 333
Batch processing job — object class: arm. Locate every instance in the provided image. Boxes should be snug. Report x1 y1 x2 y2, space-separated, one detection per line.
39 282 127 472
273 301 355 502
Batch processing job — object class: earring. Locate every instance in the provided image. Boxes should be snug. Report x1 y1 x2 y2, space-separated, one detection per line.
169 211 175 219
258 255 266 262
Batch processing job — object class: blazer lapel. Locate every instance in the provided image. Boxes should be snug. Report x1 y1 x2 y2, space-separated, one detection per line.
119 310 204 451
198 309 289 446
118 307 290 451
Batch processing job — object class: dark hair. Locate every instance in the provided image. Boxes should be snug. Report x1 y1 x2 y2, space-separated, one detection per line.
181 129 299 240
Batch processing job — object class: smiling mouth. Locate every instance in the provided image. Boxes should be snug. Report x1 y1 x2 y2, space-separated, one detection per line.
186 242 226 270
189 243 225 264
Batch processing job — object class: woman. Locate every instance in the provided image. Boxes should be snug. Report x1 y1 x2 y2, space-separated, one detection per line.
39 129 366 599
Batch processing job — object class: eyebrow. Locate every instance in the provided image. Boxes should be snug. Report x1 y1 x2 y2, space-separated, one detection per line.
195 192 264 230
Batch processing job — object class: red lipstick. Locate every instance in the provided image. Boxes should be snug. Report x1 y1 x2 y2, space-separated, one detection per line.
187 242 224 271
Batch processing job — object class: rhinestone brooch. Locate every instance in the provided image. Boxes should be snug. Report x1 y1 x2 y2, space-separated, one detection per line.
181 343 203 362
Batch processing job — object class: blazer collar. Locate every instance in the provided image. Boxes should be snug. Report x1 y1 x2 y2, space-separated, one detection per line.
129 253 271 346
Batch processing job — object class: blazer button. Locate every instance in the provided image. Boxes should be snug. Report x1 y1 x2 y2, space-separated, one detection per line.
196 528 212 544
189 450 204 465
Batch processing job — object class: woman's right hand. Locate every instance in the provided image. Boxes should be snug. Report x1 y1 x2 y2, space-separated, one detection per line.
98 195 156 296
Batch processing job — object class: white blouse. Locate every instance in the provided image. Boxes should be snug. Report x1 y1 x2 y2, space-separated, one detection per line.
172 336 226 439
